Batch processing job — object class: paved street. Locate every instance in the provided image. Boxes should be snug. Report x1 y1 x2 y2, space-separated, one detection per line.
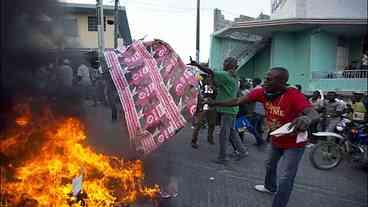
83 104 367 207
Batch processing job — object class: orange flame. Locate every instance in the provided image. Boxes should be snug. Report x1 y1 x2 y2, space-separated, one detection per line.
15 116 30 126
1 107 159 206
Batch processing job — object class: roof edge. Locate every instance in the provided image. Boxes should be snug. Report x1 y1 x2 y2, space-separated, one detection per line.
234 18 368 29
59 2 126 11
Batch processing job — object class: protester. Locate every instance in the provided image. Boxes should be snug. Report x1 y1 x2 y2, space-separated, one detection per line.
105 71 120 122
250 78 266 146
236 79 252 142
57 59 74 88
362 51 368 70
318 91 345 132
191 74 217 149
77 63 93 100
309 90 323 110
189 57 248 164
351 92 367 121
207 67 319 207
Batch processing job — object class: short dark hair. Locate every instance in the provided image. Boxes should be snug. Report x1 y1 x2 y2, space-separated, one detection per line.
295 84 302 91
253 78 262 86
270 67 289 83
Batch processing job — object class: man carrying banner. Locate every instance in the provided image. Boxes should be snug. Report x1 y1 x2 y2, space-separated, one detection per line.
204 67 320 207
189 57 248 164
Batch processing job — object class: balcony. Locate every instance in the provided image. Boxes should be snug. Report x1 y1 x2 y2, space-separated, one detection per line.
310 70 368 92
312 70 368 79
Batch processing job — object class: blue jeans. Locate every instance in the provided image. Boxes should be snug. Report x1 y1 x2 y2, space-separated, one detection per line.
218 113 246 160
265 145 305 207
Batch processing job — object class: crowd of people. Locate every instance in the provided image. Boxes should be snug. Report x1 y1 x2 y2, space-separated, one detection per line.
35 57 122 121
188 57 367 207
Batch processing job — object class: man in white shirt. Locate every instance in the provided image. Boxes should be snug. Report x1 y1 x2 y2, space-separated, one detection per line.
77 63 92 100
57 59 74 88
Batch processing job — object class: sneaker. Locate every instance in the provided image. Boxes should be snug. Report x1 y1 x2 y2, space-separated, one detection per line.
306 143 315 148
159 191 171 199
213 159 228 165
229 150 240 158
254 185 275 194
235 151 249 161
191 142 199 149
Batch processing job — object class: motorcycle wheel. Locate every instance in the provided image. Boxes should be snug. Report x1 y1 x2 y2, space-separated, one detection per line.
309 141 343 170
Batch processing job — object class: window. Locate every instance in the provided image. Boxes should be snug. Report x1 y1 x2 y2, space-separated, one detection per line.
63 16 78 37
88 16 106 32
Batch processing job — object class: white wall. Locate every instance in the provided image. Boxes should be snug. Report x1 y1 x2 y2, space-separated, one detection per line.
271 0 368 19
271 0 297 19
305 0 368 19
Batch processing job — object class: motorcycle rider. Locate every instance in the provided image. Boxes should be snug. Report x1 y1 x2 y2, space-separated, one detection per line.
351 92 367 122
318 91 345 132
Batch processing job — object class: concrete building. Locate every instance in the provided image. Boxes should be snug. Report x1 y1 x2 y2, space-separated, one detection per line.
61 2 132 50
214 9 270 32
210 0 367 92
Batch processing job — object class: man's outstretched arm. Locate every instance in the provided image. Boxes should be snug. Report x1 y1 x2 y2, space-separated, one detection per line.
211 94 253 107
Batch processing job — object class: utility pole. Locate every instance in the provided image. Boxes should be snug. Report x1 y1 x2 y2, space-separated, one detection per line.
96 0 105 67
114 0 120 48
196 0 200 62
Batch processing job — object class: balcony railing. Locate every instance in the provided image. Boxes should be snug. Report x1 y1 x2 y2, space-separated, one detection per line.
312 70 368 79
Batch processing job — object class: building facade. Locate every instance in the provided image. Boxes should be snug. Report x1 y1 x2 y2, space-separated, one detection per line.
210 0 367 92
61 2 132 50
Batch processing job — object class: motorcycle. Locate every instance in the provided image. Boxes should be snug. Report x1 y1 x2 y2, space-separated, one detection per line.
309 118 368 170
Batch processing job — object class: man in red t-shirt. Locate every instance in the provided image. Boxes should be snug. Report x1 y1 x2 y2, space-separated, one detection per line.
208 67 319 207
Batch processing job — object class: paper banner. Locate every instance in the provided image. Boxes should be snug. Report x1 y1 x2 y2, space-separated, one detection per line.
105 40 199 155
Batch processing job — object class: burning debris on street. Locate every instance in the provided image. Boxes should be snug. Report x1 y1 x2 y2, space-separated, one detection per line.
0 101 159 206
0 0 161 206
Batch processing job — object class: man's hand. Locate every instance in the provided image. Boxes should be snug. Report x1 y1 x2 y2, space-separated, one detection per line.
203 98 216 107
187 56 200 67
289 115 312 133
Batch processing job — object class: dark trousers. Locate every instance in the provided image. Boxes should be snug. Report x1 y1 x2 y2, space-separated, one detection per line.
191 110 217 144
218 113 246 160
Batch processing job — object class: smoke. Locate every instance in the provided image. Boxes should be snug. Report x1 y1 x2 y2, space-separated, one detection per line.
0 0 86 127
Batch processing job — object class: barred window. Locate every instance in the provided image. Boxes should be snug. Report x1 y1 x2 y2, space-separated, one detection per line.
88 16 106 32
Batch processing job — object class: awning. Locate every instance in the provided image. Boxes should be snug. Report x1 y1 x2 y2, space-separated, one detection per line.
215 18 368 39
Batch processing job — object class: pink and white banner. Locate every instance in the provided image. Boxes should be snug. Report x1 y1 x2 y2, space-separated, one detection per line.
105 40 199 155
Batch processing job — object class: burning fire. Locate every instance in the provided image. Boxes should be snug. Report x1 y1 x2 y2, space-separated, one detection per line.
15 116 29 126
0 104 159 206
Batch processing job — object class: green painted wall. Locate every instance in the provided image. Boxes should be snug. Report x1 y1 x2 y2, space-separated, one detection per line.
209 35 223 71
271 32 296 71
237 46 270 80
270 32 311 92
294 32 311 91
254 47 271 79
238 55 255 78
209 35 249 71
349 37 362 63
209 30 364 92
310 32 337 72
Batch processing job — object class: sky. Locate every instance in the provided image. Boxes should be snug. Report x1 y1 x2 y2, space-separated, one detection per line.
65 0 270 63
